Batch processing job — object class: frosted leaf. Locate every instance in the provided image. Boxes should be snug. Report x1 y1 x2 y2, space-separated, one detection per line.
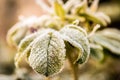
28 31 66 76
15 29 55 67
7 16 43 47
60 24 90 64
97 28 120 41
91 34 120 55
15 32 38 67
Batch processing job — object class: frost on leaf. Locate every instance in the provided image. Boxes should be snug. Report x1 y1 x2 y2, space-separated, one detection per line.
28 31 66 76
15 29 55 68
97 28 120 41
91 28 120 55
7 16 43 47
60 25 90 64
15 32 38 67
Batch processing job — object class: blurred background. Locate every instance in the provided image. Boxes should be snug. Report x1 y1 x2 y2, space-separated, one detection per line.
0 0 120 80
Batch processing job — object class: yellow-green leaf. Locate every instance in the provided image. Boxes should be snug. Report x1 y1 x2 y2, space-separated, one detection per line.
54 0 65 19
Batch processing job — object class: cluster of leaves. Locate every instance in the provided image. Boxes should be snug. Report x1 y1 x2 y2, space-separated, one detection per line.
7 0 120 77
13 23 90 77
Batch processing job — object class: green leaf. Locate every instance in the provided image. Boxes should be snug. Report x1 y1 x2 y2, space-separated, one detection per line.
60 24 90 64
54 0 65 19
90 44 104 62
28 31 66 76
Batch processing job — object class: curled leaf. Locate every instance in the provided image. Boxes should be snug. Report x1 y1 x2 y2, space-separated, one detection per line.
60 24 90 64
28 31 66 76
15 32 39 67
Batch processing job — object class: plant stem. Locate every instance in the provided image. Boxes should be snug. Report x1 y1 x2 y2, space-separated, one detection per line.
68 58 78 80
66 42 79 80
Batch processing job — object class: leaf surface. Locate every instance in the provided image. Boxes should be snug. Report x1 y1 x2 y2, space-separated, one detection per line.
28 31 66 76
60 25 90 64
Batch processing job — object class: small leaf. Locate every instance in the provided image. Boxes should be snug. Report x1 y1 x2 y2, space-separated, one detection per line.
60 24 90 64
28 31 66 76
54 0 65 19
